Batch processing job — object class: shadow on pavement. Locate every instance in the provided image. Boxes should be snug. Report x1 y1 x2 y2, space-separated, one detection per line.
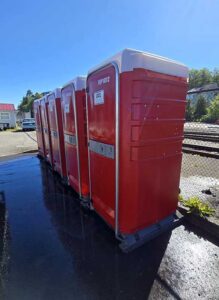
11 129 35 133
184 222 219 247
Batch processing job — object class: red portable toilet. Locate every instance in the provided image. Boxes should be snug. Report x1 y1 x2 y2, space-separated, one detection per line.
47 89 67 180
86 48 188 251
33 99 45 158
40 96 53 165
61 77 89 200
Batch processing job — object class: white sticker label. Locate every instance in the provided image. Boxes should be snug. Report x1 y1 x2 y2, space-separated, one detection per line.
94 90 104 105
64 103 70 113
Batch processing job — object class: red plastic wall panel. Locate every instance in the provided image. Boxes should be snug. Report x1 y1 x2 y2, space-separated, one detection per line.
87 66 188 235
47 94 67 178
61 86 89 198
40 98 53 165
34 101 45 157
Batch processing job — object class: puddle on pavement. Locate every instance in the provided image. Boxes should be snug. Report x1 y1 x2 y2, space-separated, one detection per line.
0 156 172 300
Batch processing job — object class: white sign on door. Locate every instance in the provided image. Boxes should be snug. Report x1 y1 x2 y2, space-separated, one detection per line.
94 90 104 105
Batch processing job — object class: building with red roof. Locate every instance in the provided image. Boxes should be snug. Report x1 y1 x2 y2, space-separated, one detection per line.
0 103 16 130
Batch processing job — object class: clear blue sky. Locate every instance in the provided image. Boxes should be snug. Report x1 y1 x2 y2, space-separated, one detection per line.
0 0 219 108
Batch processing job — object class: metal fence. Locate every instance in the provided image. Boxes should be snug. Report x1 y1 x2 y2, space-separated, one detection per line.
180 122 219 208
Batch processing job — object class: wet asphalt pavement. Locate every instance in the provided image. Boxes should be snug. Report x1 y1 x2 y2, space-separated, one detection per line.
0 155 218 300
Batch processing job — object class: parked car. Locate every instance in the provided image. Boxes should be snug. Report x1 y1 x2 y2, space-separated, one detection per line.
21 118 36 131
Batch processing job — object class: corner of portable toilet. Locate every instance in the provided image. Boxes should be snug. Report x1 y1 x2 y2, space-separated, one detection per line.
47 88 61 99
62 76 87 91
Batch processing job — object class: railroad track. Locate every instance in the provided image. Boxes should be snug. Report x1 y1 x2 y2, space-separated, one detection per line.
182 143 219 159
184 133 219 143
184 131 219 136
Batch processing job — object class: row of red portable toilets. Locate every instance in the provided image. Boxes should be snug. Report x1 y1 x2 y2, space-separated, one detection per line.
34 49 188 252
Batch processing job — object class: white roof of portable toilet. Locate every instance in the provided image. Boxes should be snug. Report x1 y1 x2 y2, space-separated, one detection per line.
88 48 188 78
62 76 86 91
47 88 61 99
39 96 47 103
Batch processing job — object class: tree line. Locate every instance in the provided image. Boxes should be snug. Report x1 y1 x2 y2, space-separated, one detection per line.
189 68 219 89
186 68 219 123
186 95 219 123
18 90 43 117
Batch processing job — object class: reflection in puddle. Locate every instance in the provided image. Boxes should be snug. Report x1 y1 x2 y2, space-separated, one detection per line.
39 162 172 299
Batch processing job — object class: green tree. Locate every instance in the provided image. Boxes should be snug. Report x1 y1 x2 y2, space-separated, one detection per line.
29 92 42 116
18 90 43 117
189 68 213 89
26 90 33 97
185 99 193 121
201 95 219 123
193 95 207 121
212 68 219 86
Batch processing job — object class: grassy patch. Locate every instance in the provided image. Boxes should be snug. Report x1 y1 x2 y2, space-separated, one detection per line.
179 195 215 217
5 126 22 132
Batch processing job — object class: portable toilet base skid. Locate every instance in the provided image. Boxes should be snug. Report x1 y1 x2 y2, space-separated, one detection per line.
119 213 184 252
86 48 188 252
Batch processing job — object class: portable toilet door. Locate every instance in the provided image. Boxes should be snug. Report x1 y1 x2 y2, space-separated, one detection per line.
47 89 67 180
34 99 45 158
61 77 89 200
40 96 53 166
86 48 188 251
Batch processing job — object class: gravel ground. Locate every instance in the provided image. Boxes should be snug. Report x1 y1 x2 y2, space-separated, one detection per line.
180 153 219 225
184 122 219 134
184 138 219 148
0 130 37 157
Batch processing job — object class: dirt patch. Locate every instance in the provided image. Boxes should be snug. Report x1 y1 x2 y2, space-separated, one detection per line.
0 131 37 157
